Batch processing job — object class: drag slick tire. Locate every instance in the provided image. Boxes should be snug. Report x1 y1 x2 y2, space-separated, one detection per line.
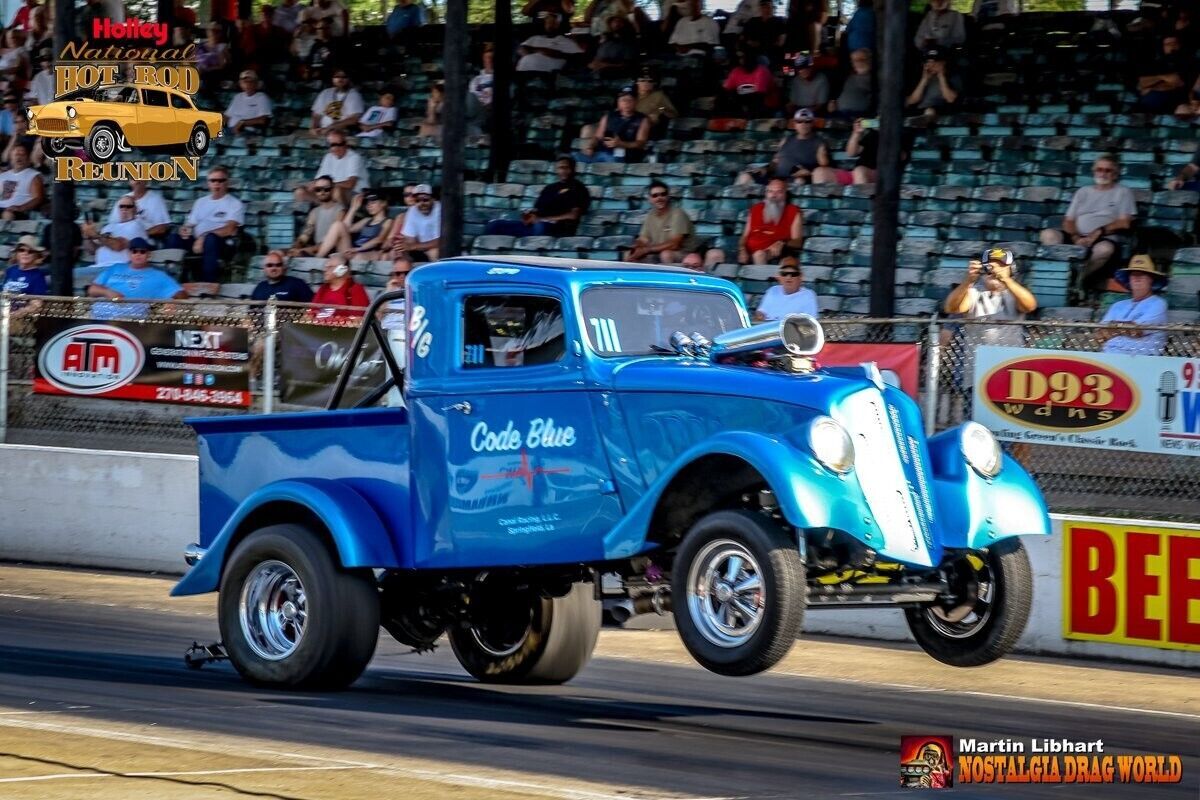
449 578 600 685
672 510 805 677
905 537 1032 667
219 523 380 690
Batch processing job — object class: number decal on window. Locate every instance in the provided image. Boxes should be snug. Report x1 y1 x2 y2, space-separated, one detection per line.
588 317 622 353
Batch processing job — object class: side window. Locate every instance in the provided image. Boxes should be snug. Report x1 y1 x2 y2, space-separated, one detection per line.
142 89 170 108
170 93 193 110
461 295 565 369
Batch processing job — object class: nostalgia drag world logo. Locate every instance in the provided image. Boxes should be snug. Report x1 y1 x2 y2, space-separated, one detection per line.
28 19 223 183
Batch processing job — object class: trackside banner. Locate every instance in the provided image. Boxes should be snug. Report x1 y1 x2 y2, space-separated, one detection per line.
279 321 384 408
33 318 250 407
972 346 1200 456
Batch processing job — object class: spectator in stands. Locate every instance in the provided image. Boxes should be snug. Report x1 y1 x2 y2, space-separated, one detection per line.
167 165 245 283
754 257 817 320
311 254 370 321
722 49 780 117
1098 256 1169 356
394 184 441 262
628 181 707 265
289 175 345 256
942 247 1037 347
306 0 349 38
386 184 419 257
468 46 494 133
577 86 650 163
914 0 966 50
196 24 232 86
516 13 583 74
523 0 574 24
738 0 786 65
669 0 720 57
418 83 444 140
1136 35 1189 113
296 133 368 206
739 109 835 185
275 0 302 33
88 238 188 319
738 178 803 264
251 251 315 302
224 70 273 136
589 14 638 77
4 235 48 323
111 180 172 243
306 20 343 80
317 190 393 259
2 114 36 167
906 48 960 116
787 54 829 115
844 0 875 54
309 70 364 136
28 50 52 107
9 0 37 30
842 118 878 185
484 156 590 237
291 18 318 75
680 252 705 271
1168 146 1200 190
84 195 148 271
721 0 758 37
387 0 427 40
635 72 677 139
1040 155 1136 294
0 94 20 143
239 5 289 69
357 91 398 139
0 144 43 219
0 30 31 93
828 48 874 117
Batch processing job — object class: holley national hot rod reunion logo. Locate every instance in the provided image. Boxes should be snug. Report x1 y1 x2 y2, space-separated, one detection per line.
29 19 222 182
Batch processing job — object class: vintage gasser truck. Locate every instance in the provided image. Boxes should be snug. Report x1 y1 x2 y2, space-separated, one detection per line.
173 257 1051 689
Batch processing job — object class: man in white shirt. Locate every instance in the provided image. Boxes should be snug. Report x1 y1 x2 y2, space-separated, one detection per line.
669 0 720 56
108 179 171 240
516 15 583 73
165 166 245 283
0 144 44 220
29 50 53 107
754 257 819 320
309 70 364 135
914 0 966 49
305 0 348 36
1099 256 1169 356
295 132 368 206
395 184 440 262
83 195 148 270
224 70 274 136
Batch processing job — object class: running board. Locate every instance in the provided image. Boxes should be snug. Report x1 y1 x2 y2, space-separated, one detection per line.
806 581 943 609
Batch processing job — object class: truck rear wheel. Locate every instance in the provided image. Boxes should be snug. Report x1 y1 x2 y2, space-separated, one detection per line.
672 510 805 676
904 538 1032 667
219 524 380 689
449 580 600 685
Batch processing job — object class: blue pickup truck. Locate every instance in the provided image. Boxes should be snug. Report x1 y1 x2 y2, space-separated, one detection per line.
173 257 1050 689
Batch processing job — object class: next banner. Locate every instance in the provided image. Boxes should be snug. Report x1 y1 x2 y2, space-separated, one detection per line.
1063 518 1200 652
972 346 1200 456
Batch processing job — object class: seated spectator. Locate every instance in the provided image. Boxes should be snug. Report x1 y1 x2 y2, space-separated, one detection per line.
295 133 368 206
626 181 716 265
843 0 875 54
467 46 495 133
311 255 370 322
589 14 638 77
722 49 780 117
393 184 441 262
906 48 960 115
787 53 830 115
357 91 398 139
739 109 836 185
380 256 411 371
0 29 32 92
290 18 318 74
0 93 21 142
1174 73 1200 119
309 70 364 136
28 49 53 106
668 0 720 57
722 0 758 37
1040 155 1135 294
83 195 147 271
166 166 245 283
224 70 273 136
317 190 393 259
303 20 341 82
754 257 818 320
1168 146 1200 190
516 14 583 73
739 0 786 65
680 251 705 271
275 0 301 33
386 183 419 257
196 24 232 85
289 175 346 256
87 238 188 319
577 86 651 163
3 114 36 168
522 0 574 24
1099 256 1169 356
942 247 1037 347
251 251 315 302
914 0 966 50
0 144 43 219
306 0 349 38
418 83 444 141
738 178 803 264
1137 35 1189 113
842 118 878 184
386 0 427 40
112 179 172 242
634 72 677 139
828 48 874 117
239 5 289 69
4 234 48 324
484 156 590 237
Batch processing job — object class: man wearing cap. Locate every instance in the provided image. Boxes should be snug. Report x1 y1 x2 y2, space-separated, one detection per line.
83 194 148 272
787 54 829 115
224 71 274 136
741 109 835 185
484 156 590 238
1098 256 1170 356
738 178 803 264
907 48 960 114
634 72 677 140
754 257 818 321
578 87 650 163
943 247 1037 348
914 0 965 50
395 185 440 262
87 237 188 320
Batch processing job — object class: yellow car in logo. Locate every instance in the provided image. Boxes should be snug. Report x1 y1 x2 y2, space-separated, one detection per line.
28 84 223 163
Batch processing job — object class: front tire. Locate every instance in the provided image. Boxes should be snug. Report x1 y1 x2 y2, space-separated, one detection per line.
185 124 210 157
904 538 1032 667
45 137 70 156
672 510 805 677
219 524 380 689
449 579 600 684
85 124 120 163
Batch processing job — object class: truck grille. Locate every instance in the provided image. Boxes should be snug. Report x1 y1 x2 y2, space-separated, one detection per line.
36 119 69 132
836 388 934 566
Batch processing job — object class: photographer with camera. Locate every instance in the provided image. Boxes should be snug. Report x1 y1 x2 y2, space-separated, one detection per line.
943 247 1037 347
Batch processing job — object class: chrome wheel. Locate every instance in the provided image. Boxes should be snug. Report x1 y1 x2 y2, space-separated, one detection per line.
686 538 766 648
90 128 116 160
468 602 533 658
194 128 207 149
239 560 307 660
925 554 994 639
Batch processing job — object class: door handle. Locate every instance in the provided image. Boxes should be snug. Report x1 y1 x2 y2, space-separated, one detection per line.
444 401 472 415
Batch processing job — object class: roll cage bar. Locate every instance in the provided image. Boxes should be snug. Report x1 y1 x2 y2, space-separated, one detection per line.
326 289 407 411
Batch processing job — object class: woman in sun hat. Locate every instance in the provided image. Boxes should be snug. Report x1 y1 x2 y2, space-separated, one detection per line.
1099 254 1170 356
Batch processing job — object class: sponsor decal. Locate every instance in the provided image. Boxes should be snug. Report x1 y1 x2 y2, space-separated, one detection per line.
981 354 1137 432
280 321 386 407
900 735 954 789
469 418 577 453
481 449 571 491
37 324 143 395
409 304 432 359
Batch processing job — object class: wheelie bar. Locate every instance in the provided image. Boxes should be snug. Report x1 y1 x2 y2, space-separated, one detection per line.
184 641 229 669
806 581 944 609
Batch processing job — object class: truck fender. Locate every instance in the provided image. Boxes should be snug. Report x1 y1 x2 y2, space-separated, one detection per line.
603 430 871 559
171 478 399 597
926 427 1052 550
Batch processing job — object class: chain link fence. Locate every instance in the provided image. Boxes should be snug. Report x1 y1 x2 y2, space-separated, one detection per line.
3 293 1199 520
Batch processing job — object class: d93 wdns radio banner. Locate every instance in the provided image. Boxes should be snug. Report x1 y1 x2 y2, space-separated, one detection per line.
972 346 1200 457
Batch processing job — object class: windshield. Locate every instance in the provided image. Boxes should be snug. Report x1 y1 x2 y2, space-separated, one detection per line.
580 287 745 357
93 86 138 104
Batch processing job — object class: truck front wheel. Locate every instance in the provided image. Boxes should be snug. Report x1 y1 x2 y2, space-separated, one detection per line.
449 580 600 684
219 524 380 689
672 510 806 676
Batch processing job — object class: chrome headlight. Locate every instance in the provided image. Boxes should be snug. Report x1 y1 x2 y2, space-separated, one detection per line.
24 108 32 119
66 106 77 118
961 421 1002 478
809 416 854 474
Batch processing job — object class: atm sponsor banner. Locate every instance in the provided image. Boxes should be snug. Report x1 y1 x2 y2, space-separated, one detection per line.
821 342 921 401
1063 518 1200 652
34 318 250 407
280 321 384 408
972 346 1200 456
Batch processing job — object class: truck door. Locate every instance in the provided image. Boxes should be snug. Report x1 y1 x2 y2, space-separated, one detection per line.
409 290 622 568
